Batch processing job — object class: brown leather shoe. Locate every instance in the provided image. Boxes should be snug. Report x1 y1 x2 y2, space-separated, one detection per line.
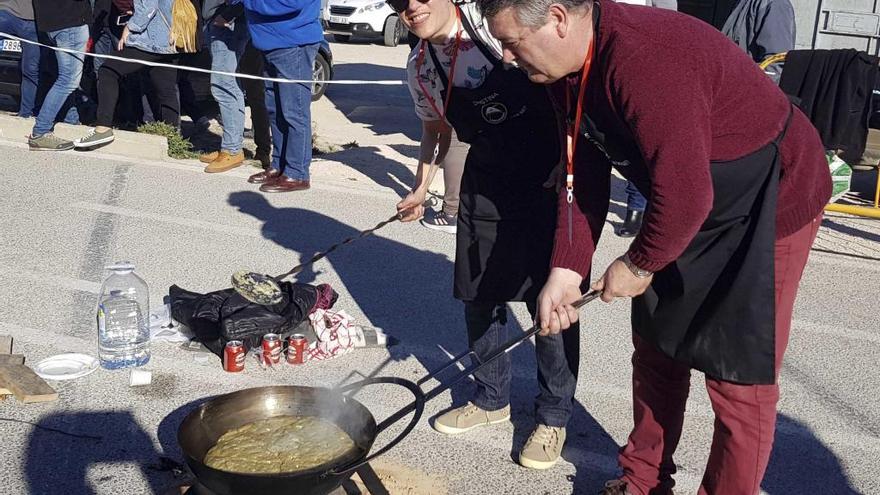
204 151 245 173
247 168 281 184
259 175 311 193
199 151 219 163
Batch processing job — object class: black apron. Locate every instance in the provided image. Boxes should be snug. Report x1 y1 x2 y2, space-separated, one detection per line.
630 109 790 385
427 13 560 302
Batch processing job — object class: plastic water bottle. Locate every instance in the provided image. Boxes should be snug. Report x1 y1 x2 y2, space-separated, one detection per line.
97 262 150 369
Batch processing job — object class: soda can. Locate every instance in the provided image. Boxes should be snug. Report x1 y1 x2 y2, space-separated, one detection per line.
262 333 283 365
287 334 308 365
223 340 246 372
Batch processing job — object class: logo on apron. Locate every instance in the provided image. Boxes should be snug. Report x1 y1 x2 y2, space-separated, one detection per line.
481 102 508 124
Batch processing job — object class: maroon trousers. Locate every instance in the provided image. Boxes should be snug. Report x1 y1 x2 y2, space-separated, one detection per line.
619 215 822 495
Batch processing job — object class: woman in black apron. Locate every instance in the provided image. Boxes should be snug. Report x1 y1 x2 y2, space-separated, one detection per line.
394 1 582 470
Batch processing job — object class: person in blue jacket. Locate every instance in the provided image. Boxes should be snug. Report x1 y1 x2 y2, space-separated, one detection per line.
238 0 323 193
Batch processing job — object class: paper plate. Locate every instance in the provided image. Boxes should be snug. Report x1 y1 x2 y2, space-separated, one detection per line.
33 353 99 381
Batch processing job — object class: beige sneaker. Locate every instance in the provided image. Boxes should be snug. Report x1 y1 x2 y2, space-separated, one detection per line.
519 425 566 469
432 402 510 435
204 151 245 173
199 151 219 163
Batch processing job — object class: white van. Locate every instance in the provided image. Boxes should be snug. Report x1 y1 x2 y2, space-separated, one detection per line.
322 0 408 47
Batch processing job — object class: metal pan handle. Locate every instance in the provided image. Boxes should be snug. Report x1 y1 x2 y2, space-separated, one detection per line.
323 376 426 478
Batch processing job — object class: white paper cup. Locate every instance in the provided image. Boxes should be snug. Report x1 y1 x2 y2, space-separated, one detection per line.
129 368 152 387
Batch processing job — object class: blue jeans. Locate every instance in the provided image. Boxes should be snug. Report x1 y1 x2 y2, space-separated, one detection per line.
33 25 88 136
0 11 40 117
625 180 647 212
263 43 319 180
208 22 249 154
92 27 117 75
464 301 580 427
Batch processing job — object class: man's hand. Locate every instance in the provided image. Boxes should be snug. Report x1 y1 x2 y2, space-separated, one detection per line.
396 189 427 222
592 257 653 303
118 25 130 51
537 267 584 336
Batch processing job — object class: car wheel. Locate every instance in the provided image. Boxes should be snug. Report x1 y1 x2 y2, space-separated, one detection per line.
383 16 401 47
312 53 331 101
332 34 351 43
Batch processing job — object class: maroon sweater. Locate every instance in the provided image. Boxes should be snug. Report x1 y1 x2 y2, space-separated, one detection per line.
551 1 831 276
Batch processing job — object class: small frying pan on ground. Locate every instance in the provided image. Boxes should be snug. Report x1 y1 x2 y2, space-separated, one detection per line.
231 213 401 305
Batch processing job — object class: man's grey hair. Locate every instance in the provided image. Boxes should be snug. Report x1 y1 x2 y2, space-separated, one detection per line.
475 0 593 28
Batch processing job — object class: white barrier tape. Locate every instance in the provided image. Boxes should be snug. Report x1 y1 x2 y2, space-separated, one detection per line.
0 31 407 86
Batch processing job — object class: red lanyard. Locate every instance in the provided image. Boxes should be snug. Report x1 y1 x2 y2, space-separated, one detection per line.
415 8 463 123
564 39 595 204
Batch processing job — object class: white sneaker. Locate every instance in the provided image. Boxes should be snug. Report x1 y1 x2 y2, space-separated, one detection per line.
74 128 115 148
420 208 457 234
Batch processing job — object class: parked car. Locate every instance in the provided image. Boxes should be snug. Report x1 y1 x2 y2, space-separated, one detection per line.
0 36 334 107
0 37 25 101
311 38 334 101
322 0 407 47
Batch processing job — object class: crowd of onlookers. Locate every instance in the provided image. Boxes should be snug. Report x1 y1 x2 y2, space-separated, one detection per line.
0 0 323 193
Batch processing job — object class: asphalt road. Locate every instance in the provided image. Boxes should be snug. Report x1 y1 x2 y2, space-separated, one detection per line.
0 38 878 495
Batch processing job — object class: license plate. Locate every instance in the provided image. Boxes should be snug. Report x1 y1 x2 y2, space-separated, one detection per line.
2 39 22 53
329 16 349 24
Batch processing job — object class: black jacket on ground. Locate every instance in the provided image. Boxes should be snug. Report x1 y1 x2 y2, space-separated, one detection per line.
779 49 879 165
169 282 335 357
33 0 92 33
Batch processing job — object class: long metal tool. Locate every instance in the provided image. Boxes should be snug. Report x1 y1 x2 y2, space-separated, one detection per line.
232 213 401 305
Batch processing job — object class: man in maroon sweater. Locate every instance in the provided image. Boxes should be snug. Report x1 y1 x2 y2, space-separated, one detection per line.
476 0 831 493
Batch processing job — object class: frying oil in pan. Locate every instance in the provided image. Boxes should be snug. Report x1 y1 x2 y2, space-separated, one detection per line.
204 416 354 474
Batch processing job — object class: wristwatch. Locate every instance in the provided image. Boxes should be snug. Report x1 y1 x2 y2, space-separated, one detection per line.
621 253 653 278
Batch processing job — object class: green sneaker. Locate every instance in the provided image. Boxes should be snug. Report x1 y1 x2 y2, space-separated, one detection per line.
28 132 74 151
432 402 510 435
74 128 115 149
519 424 566 469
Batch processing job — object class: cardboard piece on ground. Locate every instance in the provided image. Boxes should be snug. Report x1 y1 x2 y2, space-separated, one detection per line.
0 336 14 400
0 354 25 366
0 364 58 403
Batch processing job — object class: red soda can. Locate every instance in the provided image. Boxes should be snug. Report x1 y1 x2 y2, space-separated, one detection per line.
223 340 246 372
262 333 283 365
287 334 308 365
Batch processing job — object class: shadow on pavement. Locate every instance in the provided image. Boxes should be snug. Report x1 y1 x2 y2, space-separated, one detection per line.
762 414 860 494
25 410 181 495
502 313 620 494
821 217 880 244
318 145 415 198
324 63 420 141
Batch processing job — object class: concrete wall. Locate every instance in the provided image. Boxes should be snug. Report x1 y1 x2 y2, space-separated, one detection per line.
793 0 880 52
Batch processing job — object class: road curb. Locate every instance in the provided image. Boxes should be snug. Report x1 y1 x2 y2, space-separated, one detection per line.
0 114 168 161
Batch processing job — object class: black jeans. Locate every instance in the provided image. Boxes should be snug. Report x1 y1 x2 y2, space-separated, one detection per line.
238 41 270 156
465 300 580 427
96 47 179 128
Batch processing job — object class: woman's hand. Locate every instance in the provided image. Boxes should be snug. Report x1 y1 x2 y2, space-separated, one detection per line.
117 25 130 51
396 189 427 222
